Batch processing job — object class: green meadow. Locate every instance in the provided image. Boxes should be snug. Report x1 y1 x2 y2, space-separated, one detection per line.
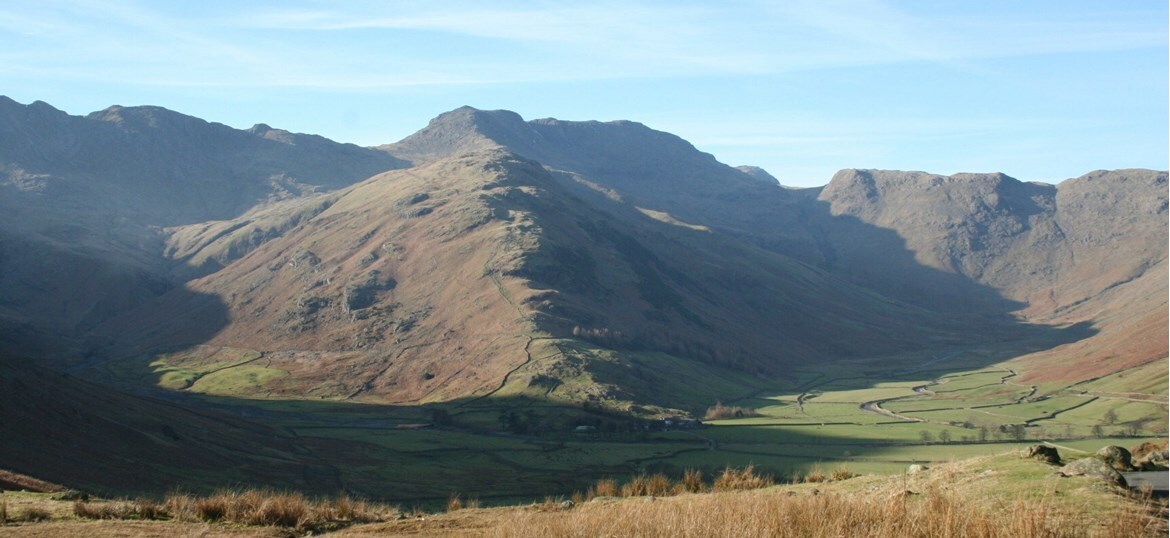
90 345 1168 503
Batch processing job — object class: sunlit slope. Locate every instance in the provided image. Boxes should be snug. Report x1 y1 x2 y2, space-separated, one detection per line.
106 149 989 412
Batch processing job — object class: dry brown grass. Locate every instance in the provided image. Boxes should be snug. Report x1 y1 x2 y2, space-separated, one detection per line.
620 473 673 497
73 499 166 520
590 478 618 498
680 468 705 493
578 467 769 502
446 492 479 512
712 464 774 492
831 466 858 481
15 506 51 523
802 464 826 483
489 485 1163 537
70 488 388 532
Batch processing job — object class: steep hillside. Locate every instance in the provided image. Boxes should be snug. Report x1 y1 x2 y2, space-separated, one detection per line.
0 353 325 497
383 107 822 262
814 168 1168 383
0 97 405 225
0 97 405 359
1 99 1164 412
104 149 992 412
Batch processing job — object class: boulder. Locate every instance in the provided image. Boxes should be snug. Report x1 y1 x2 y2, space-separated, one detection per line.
907 464 929 474
1060 458 1127 488
50 489 88 501
1134 450 1169 471
1130 441 1164 460
1095 445 1134 471
1022 445 1061 465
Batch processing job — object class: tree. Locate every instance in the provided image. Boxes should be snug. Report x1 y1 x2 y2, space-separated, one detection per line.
978 425 989 442
938 430 952 444
919 430 935 443
1103 409 1119 425
1091 424 1104 438
1008 424 1027 441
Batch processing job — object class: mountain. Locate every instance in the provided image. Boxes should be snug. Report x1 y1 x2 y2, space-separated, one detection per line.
383 107 822 261
0 97 406 358
814 168 1167 382
0 98 1164 415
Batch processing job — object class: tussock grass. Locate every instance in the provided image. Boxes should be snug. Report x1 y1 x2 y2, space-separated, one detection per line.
620 473 673 497
491 485 1163 537
16 507 51 522
680 468 705 493
446 492 479 511
73 488 389 532
1 497 7 523
590 478 618 498
73 499 166 520
831 466 858 481
712 464 774 492
802 464 826 483
578 466 771 502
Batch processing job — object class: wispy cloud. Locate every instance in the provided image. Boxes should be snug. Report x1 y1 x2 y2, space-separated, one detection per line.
2 1 1163 92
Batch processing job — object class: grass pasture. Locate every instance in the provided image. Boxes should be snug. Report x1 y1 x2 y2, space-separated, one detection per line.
73 343 1168 505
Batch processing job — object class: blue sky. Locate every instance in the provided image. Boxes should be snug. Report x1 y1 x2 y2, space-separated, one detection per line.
2 1 1166 187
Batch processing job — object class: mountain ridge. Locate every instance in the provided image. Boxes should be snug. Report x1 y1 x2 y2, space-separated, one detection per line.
0 97 1165 500
0 97 1164 411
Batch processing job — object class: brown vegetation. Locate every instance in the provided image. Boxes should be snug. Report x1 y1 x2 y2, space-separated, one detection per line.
577 466 771 502
712 465 774 492
619 474 673 497
69 489 389 533
447 492 480 512
489 485 1163 538
703 401 762 420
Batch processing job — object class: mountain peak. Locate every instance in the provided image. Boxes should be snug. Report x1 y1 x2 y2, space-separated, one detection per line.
736 165 780 185
86 104 214 134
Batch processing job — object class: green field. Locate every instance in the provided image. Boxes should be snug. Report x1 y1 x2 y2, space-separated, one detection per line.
86 345 1168 503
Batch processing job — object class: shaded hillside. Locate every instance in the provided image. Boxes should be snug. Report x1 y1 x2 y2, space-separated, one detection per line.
0 100 1163 413
107 148 1052 414
0 97 405 358
0 353 324 497
813 168 1168 383
0 96 405 225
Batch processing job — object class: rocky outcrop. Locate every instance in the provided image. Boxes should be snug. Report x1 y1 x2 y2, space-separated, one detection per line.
1059 458 1127 488
1022 445 1061 465
1095 445 1134 472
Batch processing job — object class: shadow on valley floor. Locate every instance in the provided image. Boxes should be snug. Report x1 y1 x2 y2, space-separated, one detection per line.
4 172 1127 504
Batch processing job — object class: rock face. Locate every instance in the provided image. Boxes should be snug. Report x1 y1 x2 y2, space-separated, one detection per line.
1060 458 1127 488
1096 446 1134 472
1023 445 1062 465
814 168 1168 384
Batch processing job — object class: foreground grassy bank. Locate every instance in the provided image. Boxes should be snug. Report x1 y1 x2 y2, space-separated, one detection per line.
1 449 1165 537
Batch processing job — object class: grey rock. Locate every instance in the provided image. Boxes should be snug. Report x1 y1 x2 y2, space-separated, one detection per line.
1095 445 1134 472
1022 445 1061 465
1135 450 1169 471
1060 458 1127 488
